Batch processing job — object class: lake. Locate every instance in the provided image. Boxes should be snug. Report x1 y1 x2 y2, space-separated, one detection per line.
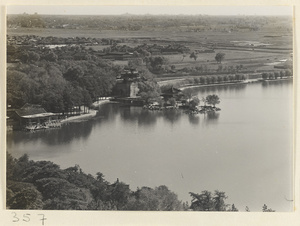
7 80 293 212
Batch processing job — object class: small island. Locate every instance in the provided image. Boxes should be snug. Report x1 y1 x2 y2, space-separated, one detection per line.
143 86 221 115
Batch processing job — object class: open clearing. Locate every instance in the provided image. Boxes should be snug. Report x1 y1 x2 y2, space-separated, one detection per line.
8 23 292 75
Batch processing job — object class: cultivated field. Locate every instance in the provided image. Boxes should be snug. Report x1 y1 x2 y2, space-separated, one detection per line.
7 17 293 77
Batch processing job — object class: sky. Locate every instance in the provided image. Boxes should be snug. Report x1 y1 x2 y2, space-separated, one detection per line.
7 5 293 16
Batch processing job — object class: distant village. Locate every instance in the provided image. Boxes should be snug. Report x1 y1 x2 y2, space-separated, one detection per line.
7 35 191 63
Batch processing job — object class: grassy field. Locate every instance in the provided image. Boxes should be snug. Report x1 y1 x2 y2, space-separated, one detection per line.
7 24 293 75
7 26 292 48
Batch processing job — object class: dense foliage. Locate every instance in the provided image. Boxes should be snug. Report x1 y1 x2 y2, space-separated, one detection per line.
7 14 293 33
7 45 120 112
262 70 292 80
6 154 185 210
189 190 229 211
215 52 225 64
205 94 220 107
7 154 275 211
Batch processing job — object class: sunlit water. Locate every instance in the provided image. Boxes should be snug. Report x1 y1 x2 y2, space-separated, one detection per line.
7 80 293 212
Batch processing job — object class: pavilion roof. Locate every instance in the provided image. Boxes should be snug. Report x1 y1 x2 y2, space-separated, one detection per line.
162 87 182 95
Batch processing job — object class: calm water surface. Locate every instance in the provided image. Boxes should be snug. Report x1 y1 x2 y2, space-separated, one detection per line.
7 80 293 211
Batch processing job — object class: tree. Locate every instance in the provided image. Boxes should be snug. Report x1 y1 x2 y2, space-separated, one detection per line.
217 65 223 72
126 185 183 211
189 52 198 61
41 90 65 113
133 51 140 58
109 181 131 210
201 97 207 106
229 204 238 211
268 72 274 80
235 74 241 81
213 190 228 211
7 182 44 209
183 89 193 102
280 70 285 79
82 89 93 113
137 73 161 104
43 51 58 62
63 66 84 82
194 77 200 84
200 76 206 84
206 94 220 107
211 76 217 84
28 51 40 63
262 204 275 212
189 190 228 211
285 69 292 77
262 72 268 80
189 97 200 109
169 98 177 107
19 50 29 63
217 76 223 84
145 56 168 74
215 52 225 64
96 172 105 183
223 75 229 82
128 58 143 68
206 76 213 84
6 70 28 108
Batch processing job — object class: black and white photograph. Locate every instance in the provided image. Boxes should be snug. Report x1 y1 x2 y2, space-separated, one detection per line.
1 1 299 225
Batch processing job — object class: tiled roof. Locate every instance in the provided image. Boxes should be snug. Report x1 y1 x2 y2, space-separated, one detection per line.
163 87 182 94
15 104 47 117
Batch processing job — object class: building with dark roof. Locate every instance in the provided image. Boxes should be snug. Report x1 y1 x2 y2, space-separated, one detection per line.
161 87 184 101
7 104 61 131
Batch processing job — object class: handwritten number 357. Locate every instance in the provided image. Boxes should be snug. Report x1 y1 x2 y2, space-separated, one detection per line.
12 212 46 225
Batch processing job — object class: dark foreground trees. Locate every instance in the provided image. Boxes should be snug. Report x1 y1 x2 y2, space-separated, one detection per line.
6 154 185 210
7 154 275 211
126 186 185 211
189 190 229 211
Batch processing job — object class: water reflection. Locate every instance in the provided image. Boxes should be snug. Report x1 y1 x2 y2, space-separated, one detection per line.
119 106 158 127
7 119 94 148
7 81 293 211
188 114 200 125
262 79 292 88
7 102 224 149
118 106 185 126
187 83 247 95
112 104 218 127
203 112 220 125
117 105 215 126
98 103 119 122
162 110 182 125
137 110 158 127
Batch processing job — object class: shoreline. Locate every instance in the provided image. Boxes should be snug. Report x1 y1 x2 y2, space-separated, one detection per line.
179 80 249 90
61 109 98 123
60 99 111 123
59 77 292 123
175 77 292 91
92 99 111 108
